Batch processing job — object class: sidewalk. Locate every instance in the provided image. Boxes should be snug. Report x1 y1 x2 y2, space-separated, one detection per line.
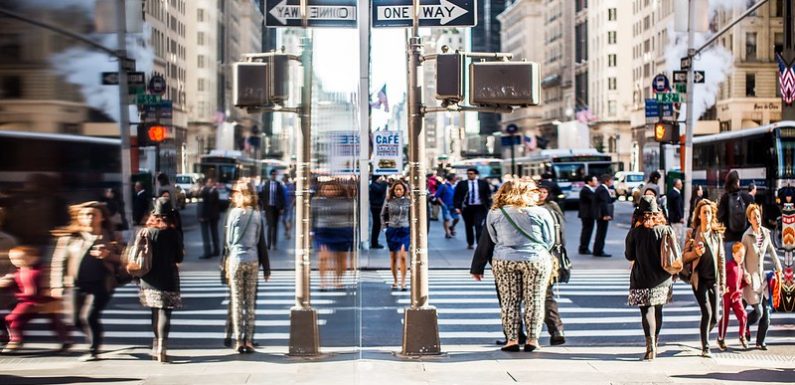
1 342 792 384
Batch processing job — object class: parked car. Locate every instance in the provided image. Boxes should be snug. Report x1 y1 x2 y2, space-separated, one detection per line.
175 173 202 199
614 171 644 199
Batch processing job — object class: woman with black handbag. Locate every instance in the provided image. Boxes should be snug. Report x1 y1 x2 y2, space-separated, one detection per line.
485 180 555 353
538 184 568 345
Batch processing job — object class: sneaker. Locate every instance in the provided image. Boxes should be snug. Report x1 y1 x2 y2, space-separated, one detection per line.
756 343 768 351
701 347 712 358
717 339 727 351
57 342 74 353
78 352 99 362
2 341 21 354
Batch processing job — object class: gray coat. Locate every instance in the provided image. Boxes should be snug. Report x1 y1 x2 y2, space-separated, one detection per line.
381 197 410 228
741 226 782 305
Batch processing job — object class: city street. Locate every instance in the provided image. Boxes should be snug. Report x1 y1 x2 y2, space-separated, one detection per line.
1 201 793 384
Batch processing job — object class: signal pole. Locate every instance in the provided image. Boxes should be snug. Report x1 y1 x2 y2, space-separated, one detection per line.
401 0 441 356
116 0 134 229
288 29 320 356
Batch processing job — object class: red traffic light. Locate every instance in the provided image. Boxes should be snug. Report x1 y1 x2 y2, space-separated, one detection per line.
147 125 167 143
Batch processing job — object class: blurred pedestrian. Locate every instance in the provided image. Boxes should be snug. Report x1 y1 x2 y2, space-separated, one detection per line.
486 180 554 352
747 182 757 198
434 175 458 239
0 207 18 345
132 182 151 227
645 171 662 197
668 179 685 245
282 175 295 241
428 174 440 221
689 185 705 223
683 199 726 358
717 242 750 351
1 246 71 354
260 170 285 250
592 174 614 257
625 196 675 360
157 173 175 206
717 170 754 259
537 185 566 345
313 180 354 290
198 178 221 259
369 175 388 249
578 175 598 255
644 187 668 220
382 180 411 291
224 179 269 353
100 188 128 232
454 168 492 250
135 197 183 362
741 203 782 350
50 201 122 361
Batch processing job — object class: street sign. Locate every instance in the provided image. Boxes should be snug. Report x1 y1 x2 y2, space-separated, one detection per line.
122 58 136 72
265 0 357 28
101 71 145 86
644 98 673 118
136 93 163 105
372 0 476 28
672 70 687 84
505 123 519 134
655 92 685 103
651 74 670 93
674 83 686 93
148 74 167 95
500 135 521 146
681 56 691 70
694 70 705 84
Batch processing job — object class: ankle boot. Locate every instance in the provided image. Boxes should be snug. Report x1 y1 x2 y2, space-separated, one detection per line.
156 338 167 363
643 336 656 360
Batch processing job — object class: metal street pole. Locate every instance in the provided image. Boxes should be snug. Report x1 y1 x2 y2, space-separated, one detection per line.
288 29 320 356
510 136 516 176
358 2 371 252
401 0 440 356
116 0 134 230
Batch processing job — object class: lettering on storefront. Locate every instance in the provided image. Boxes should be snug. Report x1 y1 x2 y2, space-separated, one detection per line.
753 102 780 111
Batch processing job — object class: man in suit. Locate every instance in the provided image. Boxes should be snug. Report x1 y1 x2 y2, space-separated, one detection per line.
260 170 285 250
453 168 492 249
369 175 388 249
578 175 598 254
668 178 685 246
132 182 151 226
592 174 615 257
198 178 221 259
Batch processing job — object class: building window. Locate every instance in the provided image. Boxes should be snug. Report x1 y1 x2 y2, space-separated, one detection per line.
198 32 204 46
198 78 205 92
746 32 757 61
608 54 617 67
746 73 756 97
776 0 784 17
198 55 205 68
608 77 617 90
198 8 204 21
775 32 784 55
608 100 617 116
608 8 617 21
608 31 616 44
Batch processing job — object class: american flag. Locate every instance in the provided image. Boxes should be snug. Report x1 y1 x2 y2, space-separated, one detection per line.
575 106 597 124
777 53 795 106
370 84 389 113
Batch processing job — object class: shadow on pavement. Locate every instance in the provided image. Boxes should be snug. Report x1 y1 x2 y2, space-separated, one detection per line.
0 376 139 385
671 368 795 383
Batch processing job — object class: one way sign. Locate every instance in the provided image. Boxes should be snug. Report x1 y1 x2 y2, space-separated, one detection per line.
265 0 357 28
372 0 476 28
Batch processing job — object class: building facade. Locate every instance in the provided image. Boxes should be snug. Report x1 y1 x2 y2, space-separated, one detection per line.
539 0 576 149
472 0 507 137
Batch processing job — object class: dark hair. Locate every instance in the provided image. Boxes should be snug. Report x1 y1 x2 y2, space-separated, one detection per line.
466 168 479 174
724 170 740 192
600 174 612 183
157 172 170 185
389 180 409 199
585 174 597 183
649 171 661 182
747 182 756 192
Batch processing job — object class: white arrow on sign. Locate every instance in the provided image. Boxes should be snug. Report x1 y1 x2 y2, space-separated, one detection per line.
376 0 468 25
269 0 356 25
694 71 705 84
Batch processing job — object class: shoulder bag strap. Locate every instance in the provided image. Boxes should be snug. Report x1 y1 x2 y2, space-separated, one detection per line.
499 207 542 245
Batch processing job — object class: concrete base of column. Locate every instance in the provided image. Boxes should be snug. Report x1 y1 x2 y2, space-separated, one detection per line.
401 307 441 355
288 307 320 356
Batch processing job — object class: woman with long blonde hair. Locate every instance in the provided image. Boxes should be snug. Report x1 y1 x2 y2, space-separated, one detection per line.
484 179 554 353
683 199 726 358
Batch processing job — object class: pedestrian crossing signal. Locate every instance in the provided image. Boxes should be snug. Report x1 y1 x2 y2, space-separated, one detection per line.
653 121 678 143
137 124 168 147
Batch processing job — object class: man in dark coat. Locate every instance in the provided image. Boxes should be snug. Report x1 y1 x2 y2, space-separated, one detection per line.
578 175 598 254
592 174 615 257
668 178 685 244
453 168 492 249
132 181 151 226
369 175 388 249
260 170 285 250
198 178 221 259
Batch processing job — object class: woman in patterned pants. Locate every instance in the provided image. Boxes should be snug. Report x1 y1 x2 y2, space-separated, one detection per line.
485 179 555 352
225 179 269 353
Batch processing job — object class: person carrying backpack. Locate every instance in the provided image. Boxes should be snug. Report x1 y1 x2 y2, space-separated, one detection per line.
717 171 754 259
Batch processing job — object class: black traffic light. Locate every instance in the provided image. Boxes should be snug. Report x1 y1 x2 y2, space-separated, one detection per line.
436 53 464 103
469 61 540 107
233 62 269 107
653 121 679 143
137 124 168 147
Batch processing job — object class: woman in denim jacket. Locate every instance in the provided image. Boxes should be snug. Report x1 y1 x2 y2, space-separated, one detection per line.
486 179 554 353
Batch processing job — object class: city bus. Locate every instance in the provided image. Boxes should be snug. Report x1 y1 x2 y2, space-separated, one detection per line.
449 158 503 181
514 149 613 205
692 120 795 232
198 150 256 204
0 130 122 243
259 158 290 180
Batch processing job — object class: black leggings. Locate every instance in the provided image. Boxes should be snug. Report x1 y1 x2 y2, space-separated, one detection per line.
639 305 663 339
747 297 771 345
150 308 173 340
72 284 111 353
693 283 718 349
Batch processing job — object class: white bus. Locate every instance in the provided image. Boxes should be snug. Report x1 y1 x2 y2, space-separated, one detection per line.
449 158 503 181
515 149 613 204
